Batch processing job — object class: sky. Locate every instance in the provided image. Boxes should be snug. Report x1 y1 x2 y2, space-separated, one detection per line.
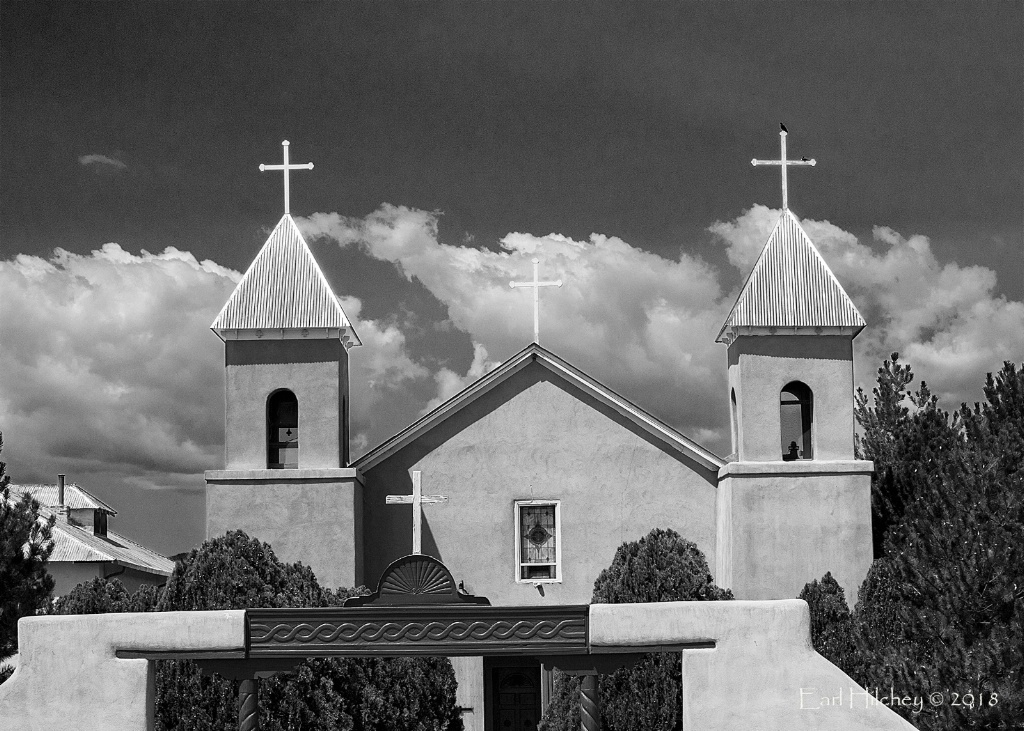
1 2 1021 558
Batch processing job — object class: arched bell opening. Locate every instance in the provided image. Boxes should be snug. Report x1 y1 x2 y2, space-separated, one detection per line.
267 389 299 469
780 381 813 461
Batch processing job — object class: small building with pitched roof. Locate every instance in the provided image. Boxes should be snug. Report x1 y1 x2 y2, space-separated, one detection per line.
205 189 874 729
7 478 174 596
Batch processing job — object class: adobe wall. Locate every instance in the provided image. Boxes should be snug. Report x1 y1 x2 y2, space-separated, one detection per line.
716 461 873 601
205 469 363 590
361 363 721 607
0 601 917 731
0 611 245 731
590 600 917 731
728 335 856 461
223 339 348 470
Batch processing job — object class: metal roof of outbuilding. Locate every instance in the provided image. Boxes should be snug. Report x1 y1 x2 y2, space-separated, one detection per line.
211 214 361 345
9 483 116 514
5 484 174 577
46 523 174 576
717 209 865 343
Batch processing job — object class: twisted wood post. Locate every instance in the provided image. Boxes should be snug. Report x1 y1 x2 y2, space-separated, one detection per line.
580 673 600 731
239 677 259 731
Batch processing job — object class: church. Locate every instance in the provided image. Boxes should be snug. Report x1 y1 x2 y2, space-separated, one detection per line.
204 135 873 731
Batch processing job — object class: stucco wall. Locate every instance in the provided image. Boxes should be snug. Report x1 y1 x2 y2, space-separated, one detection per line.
205 469 363 590
361 363 720 606
49 564 168 597
0 601 915 731
224 339 348 470
716 461 873 600
728 335 856 462
590 600 916 731
48 562 104 597
0 610 245 731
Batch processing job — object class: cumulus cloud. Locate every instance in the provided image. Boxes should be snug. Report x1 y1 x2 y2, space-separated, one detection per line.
0 245 236 490
0 242 439 490
302 203 1024 456
3 204 1019 510
299 204 734 452
709 205 1024 407
78 153 127 170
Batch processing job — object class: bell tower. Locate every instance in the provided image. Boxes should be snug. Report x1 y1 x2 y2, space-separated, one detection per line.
204 141 364 589
715 128 873 601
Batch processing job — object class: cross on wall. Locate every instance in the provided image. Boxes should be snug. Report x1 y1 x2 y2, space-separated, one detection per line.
385 471 448 555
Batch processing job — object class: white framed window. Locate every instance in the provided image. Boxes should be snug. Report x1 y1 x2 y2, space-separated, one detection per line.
515 500 561 583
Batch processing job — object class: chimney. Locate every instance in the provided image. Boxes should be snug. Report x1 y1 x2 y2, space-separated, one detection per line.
57 474 66 517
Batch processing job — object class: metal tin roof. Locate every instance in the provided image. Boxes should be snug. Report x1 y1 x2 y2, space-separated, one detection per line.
211 214 361 343
4 485 173 576
717 209 865 343
47 524 174 576
9 483 116 514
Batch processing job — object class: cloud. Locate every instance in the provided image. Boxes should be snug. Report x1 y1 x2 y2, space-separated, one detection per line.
0 245 236 489
78 153 127 170
303 203 1024 455
709 205 1024 407
3 204 1019 511
299 205 734 452
0 243 435 490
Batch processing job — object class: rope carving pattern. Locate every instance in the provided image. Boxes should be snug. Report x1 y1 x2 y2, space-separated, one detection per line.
580 674 600 731
238 679 259 731
250 618 585 644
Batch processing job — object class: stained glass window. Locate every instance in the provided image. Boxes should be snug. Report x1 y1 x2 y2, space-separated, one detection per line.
517 503 558 581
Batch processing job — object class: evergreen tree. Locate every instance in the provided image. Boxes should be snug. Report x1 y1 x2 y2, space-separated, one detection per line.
854 355 966 556
0 433 55 683
850 357 1024 730
51 576 160 615
539 528 732 731
797 572 856 676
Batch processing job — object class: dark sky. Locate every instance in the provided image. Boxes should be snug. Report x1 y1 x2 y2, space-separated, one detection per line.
3 2 1021 292
1 2 1021 558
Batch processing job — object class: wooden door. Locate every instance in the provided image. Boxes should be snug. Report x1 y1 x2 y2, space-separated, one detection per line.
493 666 541 731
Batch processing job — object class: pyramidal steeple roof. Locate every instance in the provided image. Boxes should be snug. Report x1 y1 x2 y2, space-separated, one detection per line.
717 209 865 344
211 214 360 346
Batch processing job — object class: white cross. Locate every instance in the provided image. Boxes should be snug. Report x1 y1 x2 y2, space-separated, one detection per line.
509 258 563 345
751 125 816 210
259 140 314 215
385 470 448 555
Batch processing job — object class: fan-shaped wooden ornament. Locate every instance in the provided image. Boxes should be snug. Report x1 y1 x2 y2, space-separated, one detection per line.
344 554 491 607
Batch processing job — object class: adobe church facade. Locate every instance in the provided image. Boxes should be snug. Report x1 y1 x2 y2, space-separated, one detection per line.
205 147 873 730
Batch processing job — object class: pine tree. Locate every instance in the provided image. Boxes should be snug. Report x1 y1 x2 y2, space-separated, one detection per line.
798 573 856 675
50 576 160 615
0 432 55 683
539 528 732 731
851 358 1024 730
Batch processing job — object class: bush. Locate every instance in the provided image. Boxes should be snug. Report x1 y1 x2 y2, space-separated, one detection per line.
51 530 463 731
540 528 731 731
